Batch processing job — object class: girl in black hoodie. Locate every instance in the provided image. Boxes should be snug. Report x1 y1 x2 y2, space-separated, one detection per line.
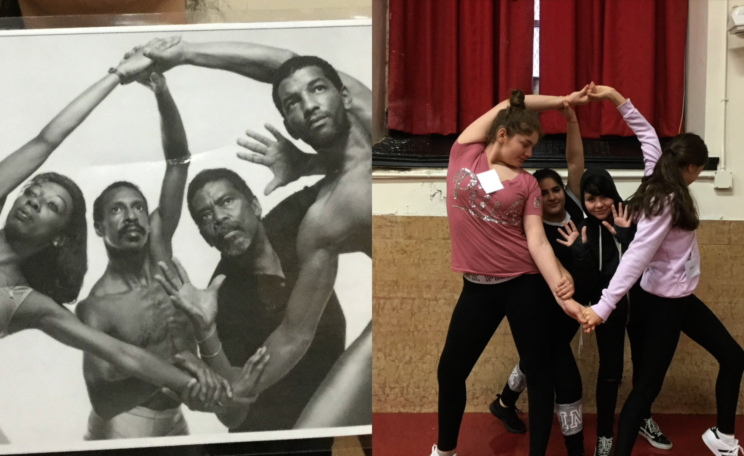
560 167 671 455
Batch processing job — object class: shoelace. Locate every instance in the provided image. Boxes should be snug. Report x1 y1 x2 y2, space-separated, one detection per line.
597 437 612 454
645 418 661 436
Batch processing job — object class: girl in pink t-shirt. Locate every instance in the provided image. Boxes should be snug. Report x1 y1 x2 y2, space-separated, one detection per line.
432 89 589 456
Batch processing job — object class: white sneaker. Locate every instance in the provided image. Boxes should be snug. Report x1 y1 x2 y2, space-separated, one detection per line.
430 444 457 456
702 428 744 455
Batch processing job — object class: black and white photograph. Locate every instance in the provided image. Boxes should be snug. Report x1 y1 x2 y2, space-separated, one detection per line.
0 19 371 454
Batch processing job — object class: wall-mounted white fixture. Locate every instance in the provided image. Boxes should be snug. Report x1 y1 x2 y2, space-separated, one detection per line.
728 6 744 34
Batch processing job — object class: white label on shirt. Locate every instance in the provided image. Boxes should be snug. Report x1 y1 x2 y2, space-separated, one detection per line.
685 252 701 279
476 169 505 194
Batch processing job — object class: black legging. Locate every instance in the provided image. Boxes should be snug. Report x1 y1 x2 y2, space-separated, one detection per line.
437 274 581 455
614 287 744 456
594 295 629 437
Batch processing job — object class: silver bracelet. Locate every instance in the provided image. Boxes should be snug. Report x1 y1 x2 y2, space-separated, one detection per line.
201 342 222 359
196 326 217 344
167 155 191 166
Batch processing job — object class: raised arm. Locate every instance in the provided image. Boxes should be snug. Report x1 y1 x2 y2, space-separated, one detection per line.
560 102 585 197
251 218 339 393
588 86 661 176
140 73 190 243
141 38 371 133
457 86 590 145
0 53 152 210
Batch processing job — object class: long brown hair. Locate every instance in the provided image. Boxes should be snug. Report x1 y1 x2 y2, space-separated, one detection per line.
486 89 543 145
628 133 708 231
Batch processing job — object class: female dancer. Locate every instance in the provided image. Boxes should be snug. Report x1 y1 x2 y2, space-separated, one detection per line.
490 101 587 454
431 88 588 456
581 85 744 456
560 168 671 454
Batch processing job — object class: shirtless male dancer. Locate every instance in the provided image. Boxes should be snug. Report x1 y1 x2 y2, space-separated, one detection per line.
75 70 240 440
142 37 372 435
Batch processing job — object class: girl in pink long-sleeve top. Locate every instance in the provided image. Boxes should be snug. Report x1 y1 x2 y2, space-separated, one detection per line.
581 86 744 456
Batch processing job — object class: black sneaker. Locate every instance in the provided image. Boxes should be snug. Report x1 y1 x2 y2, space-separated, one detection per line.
594 436 613 456
639 417 673 450
489 394 526 434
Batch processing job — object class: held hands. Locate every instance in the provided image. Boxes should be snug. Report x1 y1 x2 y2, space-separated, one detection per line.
562 298 587 325
602 202 631 236
168 347 271 412
113 48 153 84
154 258 226 336
581 306 604 333
123 36 185 75
237 124 311 196
587 84 626 107
564 84 591 107
168 351 233 412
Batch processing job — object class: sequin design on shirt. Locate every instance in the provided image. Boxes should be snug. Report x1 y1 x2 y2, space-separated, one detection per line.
452 168 524 227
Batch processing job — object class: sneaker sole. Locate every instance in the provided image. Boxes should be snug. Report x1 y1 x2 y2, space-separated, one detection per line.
489 402 526 434
639 430 673 450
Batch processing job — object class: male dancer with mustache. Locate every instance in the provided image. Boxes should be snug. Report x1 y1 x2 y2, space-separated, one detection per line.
75 71 232 440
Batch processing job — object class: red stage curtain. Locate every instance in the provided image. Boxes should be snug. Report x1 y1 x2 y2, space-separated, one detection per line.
388 0 534 135
539 0 687 138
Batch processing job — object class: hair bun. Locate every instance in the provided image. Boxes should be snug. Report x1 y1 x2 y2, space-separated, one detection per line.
509 89 526 109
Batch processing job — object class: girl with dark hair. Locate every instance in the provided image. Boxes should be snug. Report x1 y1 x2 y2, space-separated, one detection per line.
0 51 249 442
580 86 744 456
489 101 588 455
432 87 590 456
560 167 671 454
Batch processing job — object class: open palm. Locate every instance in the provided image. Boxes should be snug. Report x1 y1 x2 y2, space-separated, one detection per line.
154 258 225 336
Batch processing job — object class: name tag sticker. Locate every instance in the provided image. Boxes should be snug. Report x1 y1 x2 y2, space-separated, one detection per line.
477 170 504 194
685 253 701 279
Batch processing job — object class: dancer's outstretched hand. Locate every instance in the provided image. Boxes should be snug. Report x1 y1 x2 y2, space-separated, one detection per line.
154 258 225 338
237 124 313 195
602 202 631 235
231 347 271 406
557 220 580 247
